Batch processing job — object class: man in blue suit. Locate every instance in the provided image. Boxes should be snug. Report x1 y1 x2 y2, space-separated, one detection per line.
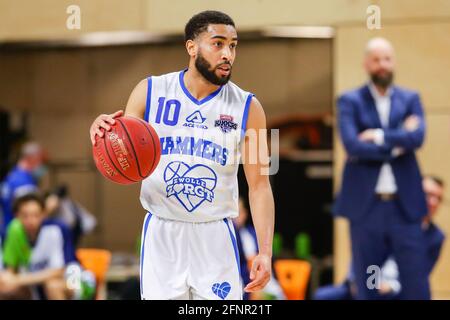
333 37 430 299
317 175 445 300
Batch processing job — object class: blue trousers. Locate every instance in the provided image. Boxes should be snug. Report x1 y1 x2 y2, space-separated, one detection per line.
313 282 353 300
350 198 430 300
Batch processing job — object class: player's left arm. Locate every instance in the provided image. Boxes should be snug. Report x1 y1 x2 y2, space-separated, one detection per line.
242 97 275 293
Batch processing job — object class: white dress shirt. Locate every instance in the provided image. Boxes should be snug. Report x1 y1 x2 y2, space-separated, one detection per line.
368 83 398 194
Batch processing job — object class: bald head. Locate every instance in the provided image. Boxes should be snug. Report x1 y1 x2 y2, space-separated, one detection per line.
365 37 395 56
364 37 395 90
19 141 47 173
21 142 44 159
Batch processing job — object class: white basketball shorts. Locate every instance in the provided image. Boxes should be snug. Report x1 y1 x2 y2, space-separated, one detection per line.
139 212 243 300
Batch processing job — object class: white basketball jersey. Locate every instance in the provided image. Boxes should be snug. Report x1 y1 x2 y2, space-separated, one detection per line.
140 69 253 223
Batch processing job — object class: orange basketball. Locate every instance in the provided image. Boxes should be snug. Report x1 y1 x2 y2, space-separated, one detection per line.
92 116 161 185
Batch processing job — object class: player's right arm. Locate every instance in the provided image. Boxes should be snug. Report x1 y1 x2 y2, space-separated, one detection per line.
89 79 148 145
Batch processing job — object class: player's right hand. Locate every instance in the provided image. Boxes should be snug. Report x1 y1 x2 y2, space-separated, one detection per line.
244 253 271 293
89 110 123 146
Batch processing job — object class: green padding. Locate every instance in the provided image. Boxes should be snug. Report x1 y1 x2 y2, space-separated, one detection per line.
2 219 31 268
272 232 283 257
295 232 311 260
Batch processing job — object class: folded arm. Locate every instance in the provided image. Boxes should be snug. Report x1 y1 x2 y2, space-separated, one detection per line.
383 93 425 151
337 95 393 162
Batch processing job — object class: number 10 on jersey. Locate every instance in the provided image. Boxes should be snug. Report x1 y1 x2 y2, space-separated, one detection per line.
155 97 181 126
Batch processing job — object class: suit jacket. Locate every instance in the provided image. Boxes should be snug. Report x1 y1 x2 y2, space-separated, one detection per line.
333 84 427 222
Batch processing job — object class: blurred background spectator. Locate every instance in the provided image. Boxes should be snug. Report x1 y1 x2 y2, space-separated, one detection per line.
45 185 97 248
1 142 47 232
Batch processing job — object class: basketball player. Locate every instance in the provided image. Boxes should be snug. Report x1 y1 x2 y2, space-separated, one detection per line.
1 194 71 299
89 11 275 300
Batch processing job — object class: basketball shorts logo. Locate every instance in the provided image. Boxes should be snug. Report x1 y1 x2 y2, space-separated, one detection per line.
163 161 217 212
212 282 231 300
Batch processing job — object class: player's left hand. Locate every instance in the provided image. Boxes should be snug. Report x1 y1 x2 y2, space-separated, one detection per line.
244 253 271 293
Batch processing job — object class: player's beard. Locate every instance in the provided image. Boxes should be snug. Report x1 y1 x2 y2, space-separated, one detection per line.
370 70 394 89
195 52 232 86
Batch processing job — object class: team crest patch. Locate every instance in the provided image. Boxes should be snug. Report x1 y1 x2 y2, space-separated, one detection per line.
164 161 217 212
215 114 237 133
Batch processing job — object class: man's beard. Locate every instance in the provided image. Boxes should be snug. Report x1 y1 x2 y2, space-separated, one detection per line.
195 52 231 86
370 71 394 89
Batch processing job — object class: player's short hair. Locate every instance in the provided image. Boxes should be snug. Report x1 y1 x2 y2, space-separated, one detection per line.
12 193 45 215
185 10 235 42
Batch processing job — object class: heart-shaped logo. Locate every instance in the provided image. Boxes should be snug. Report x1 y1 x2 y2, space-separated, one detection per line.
212 282 231 300
164 161 217 212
